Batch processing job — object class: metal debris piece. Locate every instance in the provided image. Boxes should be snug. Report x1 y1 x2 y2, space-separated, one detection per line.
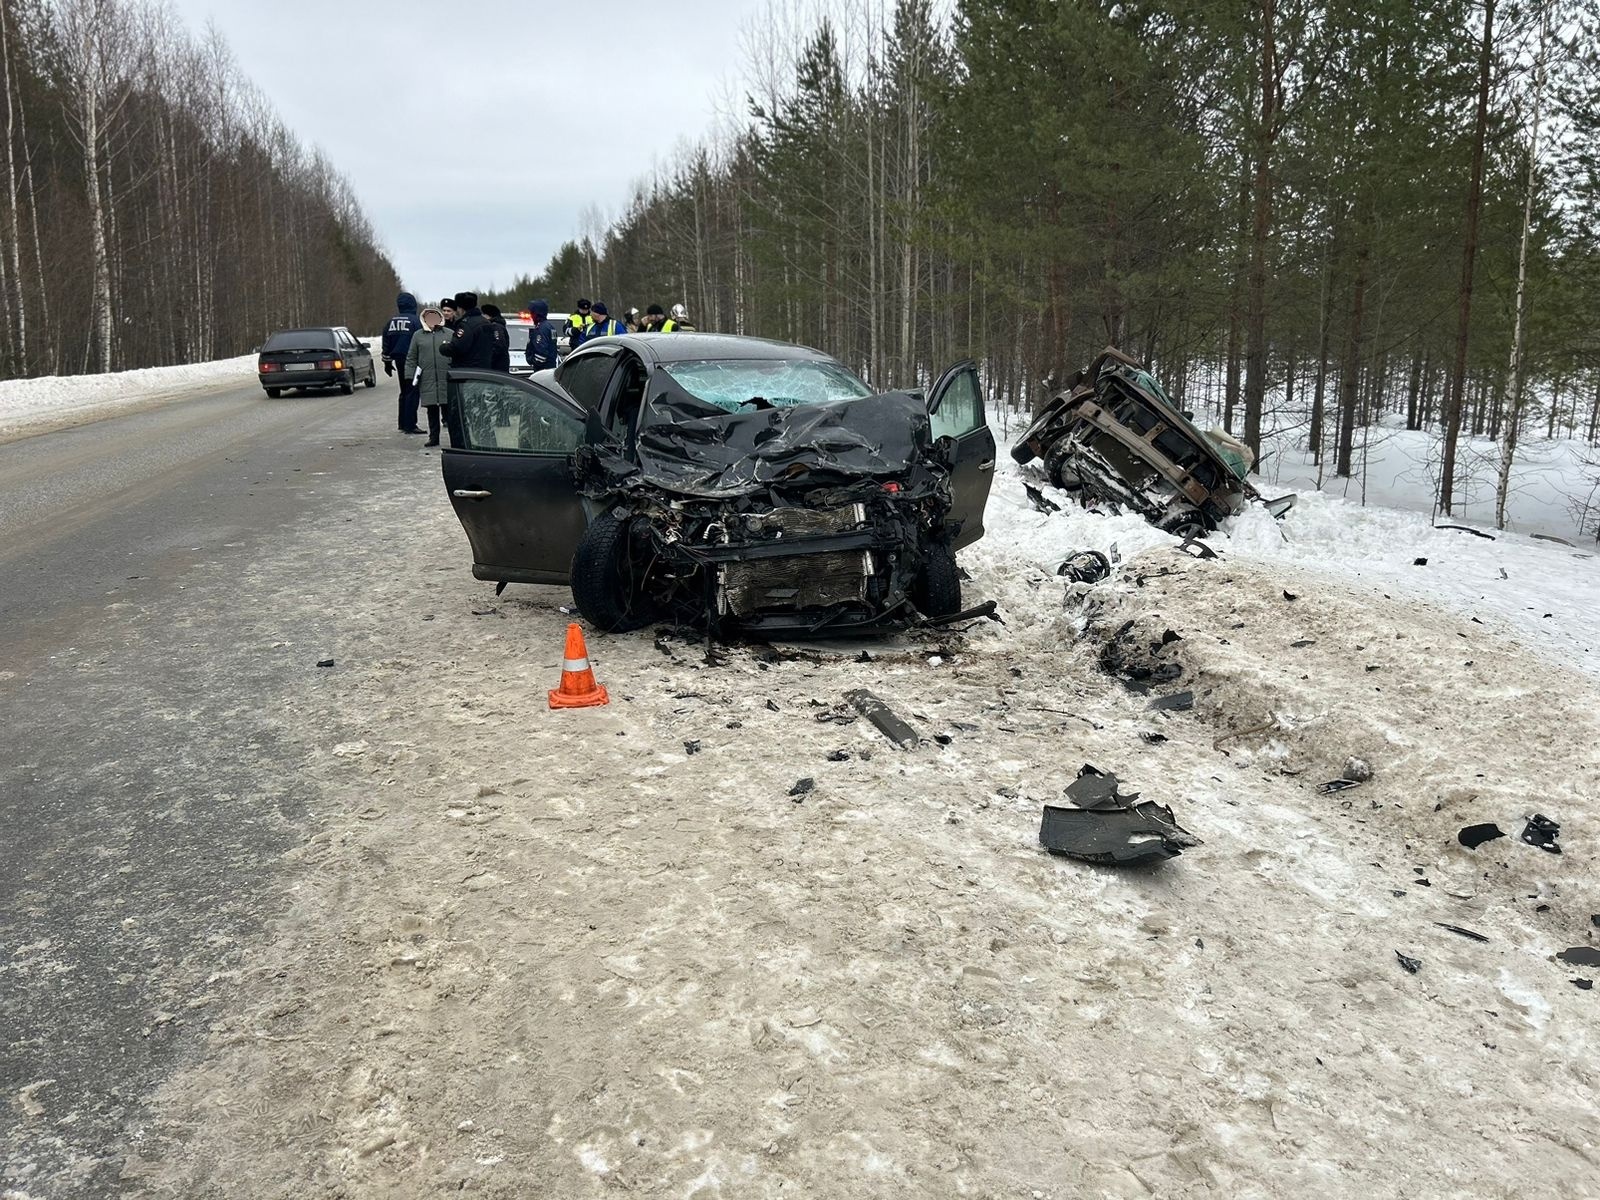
1434 524 1496 540
1573 978 1594 990
684 740 702 756
1413 557 1428 566
1040 764 1199 867
1557 946 1600 968
1177 538 1218 560
1395 951 1422 975
844 689 922 749
1147 690 1194 713
826 749 850 762
1140 732 1168 745
1458 823 1506 850
1435 922 1490 944
788 777 815 798
1318 778 1362 794
1057 550 1112 584
1023 482 1062 514
316 659 335 668
1521 813 1561 854
1283 590 1299 602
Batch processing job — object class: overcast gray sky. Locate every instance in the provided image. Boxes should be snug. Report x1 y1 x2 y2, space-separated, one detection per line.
166 0 770 303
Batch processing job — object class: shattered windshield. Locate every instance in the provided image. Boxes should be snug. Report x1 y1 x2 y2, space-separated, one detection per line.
660 358 872 412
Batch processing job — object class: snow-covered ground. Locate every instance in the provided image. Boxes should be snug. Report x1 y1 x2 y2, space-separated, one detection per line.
89 438 1597 1198
0 339 378 443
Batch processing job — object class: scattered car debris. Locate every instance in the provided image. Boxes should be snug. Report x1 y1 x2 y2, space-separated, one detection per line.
1531 533 1576 546
1290 638 1316 648
1011 346 1294 536
683 740 702 756
1521 813 1561 854
789 777 815 799
1434 524 1496 540
920 599 1002 628
826 749 850 762
1140 732 1168 745
845 689 922 749
1413 557 1428 566
1435 922 1490 943
1039 764 1201 867
1458 823 1506 849
1099 619 1184 692
1177 538 1218 560
1057 550 1111 584
316 659 335 668
1318 778 1362 794
1573 978 1594 991
1395 951 1422 974
1557 946 1600 968
1283 589 1299 602
1023 482 1062 513
1147 690 1194 712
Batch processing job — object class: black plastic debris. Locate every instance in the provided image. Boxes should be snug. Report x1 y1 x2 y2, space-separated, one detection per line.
1039 764 1200 867
826 749 850 762
1177 538 1218 560
788 777 815 799
1148 690 1194 713
1023 482 1062 514
1318 778 1362 794
1435 922 1490 943
1140 732 1168 745
1057 550 1111 584
1290 639 1316 648
1413 557 1428 566
765 699 780 712
1592 914 1600 929
934 733 953 746
845 689 921 749
1435 523 1496 540
684 740 702 756
1396 951 1422 975
316 659 335 668
1558 946 1600 968
1574 978 1594 991
1521 813 1561 854
1283 590 1299 602
1458 823 1506 850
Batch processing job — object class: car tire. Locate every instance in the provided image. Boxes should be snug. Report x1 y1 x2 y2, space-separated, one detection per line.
913 540 962 618
1043 442 1079 490
265 387 281 398
570 511 660 633
364 366 377 388
1158 507 1210 540
340 371 355 395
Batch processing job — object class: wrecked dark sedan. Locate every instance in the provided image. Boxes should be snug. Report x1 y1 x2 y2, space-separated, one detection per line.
440 333 996 635
1012 347 1291 537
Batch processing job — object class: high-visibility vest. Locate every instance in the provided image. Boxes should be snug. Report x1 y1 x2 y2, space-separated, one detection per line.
589 318 625 338
661 319 677 332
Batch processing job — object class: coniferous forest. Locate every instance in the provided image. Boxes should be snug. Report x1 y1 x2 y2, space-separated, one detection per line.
0 0 399 379
486 0 1600 525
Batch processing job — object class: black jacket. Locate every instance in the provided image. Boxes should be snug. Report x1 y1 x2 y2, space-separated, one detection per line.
439 308 500 371
489 317 511 373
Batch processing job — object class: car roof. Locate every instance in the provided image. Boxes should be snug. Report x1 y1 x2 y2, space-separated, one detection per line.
590 332 836 366
269 326 339 335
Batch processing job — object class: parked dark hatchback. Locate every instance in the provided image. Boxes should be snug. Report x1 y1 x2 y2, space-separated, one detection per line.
440 333 996 635
257 326 376 397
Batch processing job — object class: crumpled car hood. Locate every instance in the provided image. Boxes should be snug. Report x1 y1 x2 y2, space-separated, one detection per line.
590 390 939 500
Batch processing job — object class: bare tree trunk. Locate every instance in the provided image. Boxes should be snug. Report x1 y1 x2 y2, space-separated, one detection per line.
1440 0 1497 515
1336 237 1370 479
1405 351 1424 430
1 0 26 373
1242 0 1277 465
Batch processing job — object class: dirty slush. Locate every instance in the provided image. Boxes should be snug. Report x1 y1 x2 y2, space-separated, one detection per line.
91 459 1600 1197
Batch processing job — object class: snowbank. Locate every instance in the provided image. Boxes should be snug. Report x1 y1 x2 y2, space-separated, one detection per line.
0 338 379 442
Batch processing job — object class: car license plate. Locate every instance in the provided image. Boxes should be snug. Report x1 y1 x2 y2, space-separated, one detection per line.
286 363 314 371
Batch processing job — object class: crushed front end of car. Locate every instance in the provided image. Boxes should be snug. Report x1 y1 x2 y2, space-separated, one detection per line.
1013 347 1292 536
570 390 964 636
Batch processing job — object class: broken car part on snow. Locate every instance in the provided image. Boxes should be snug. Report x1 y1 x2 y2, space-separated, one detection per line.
1010 346 1294 537
1039 764 1202 867
440 336 996 639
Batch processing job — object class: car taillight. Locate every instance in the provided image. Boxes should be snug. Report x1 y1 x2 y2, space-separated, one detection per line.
316 359 336 370
260 361 280 372
333 359 344 370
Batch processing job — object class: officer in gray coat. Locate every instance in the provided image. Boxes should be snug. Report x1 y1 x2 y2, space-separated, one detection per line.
404 304 454 447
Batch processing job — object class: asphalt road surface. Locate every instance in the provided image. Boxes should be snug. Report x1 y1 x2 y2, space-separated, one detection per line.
0 381 431 1195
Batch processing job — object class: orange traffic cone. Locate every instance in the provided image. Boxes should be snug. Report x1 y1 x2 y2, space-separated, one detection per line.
549 622 610 709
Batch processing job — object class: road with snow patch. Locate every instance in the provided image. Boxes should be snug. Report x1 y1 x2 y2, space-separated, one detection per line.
0 383 436 1195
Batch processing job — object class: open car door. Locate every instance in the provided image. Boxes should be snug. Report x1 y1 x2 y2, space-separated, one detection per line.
927 360 996 549
441 371 588 585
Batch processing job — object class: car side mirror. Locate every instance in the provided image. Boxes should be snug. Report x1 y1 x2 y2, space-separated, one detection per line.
584 408 619 446
1182 409 1195 420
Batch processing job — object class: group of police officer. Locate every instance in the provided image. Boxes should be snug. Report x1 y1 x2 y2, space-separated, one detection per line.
521 296 696 373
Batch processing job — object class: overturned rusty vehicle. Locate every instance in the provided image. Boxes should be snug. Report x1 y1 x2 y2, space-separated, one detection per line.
1012 347 1291 537
440 334 996 635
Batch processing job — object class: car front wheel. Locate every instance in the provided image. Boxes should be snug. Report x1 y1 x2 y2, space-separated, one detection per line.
913 541 962 618
570 511 660 633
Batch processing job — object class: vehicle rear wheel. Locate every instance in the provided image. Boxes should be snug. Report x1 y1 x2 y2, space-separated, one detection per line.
913 541 962 618
570 511 660 633
265 387 281 398
339 370 354 395
364 365 377 388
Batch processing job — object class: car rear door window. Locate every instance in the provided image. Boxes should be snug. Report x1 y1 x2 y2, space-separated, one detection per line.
555 350 619 411
930 369 984 439
456 378 584 454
